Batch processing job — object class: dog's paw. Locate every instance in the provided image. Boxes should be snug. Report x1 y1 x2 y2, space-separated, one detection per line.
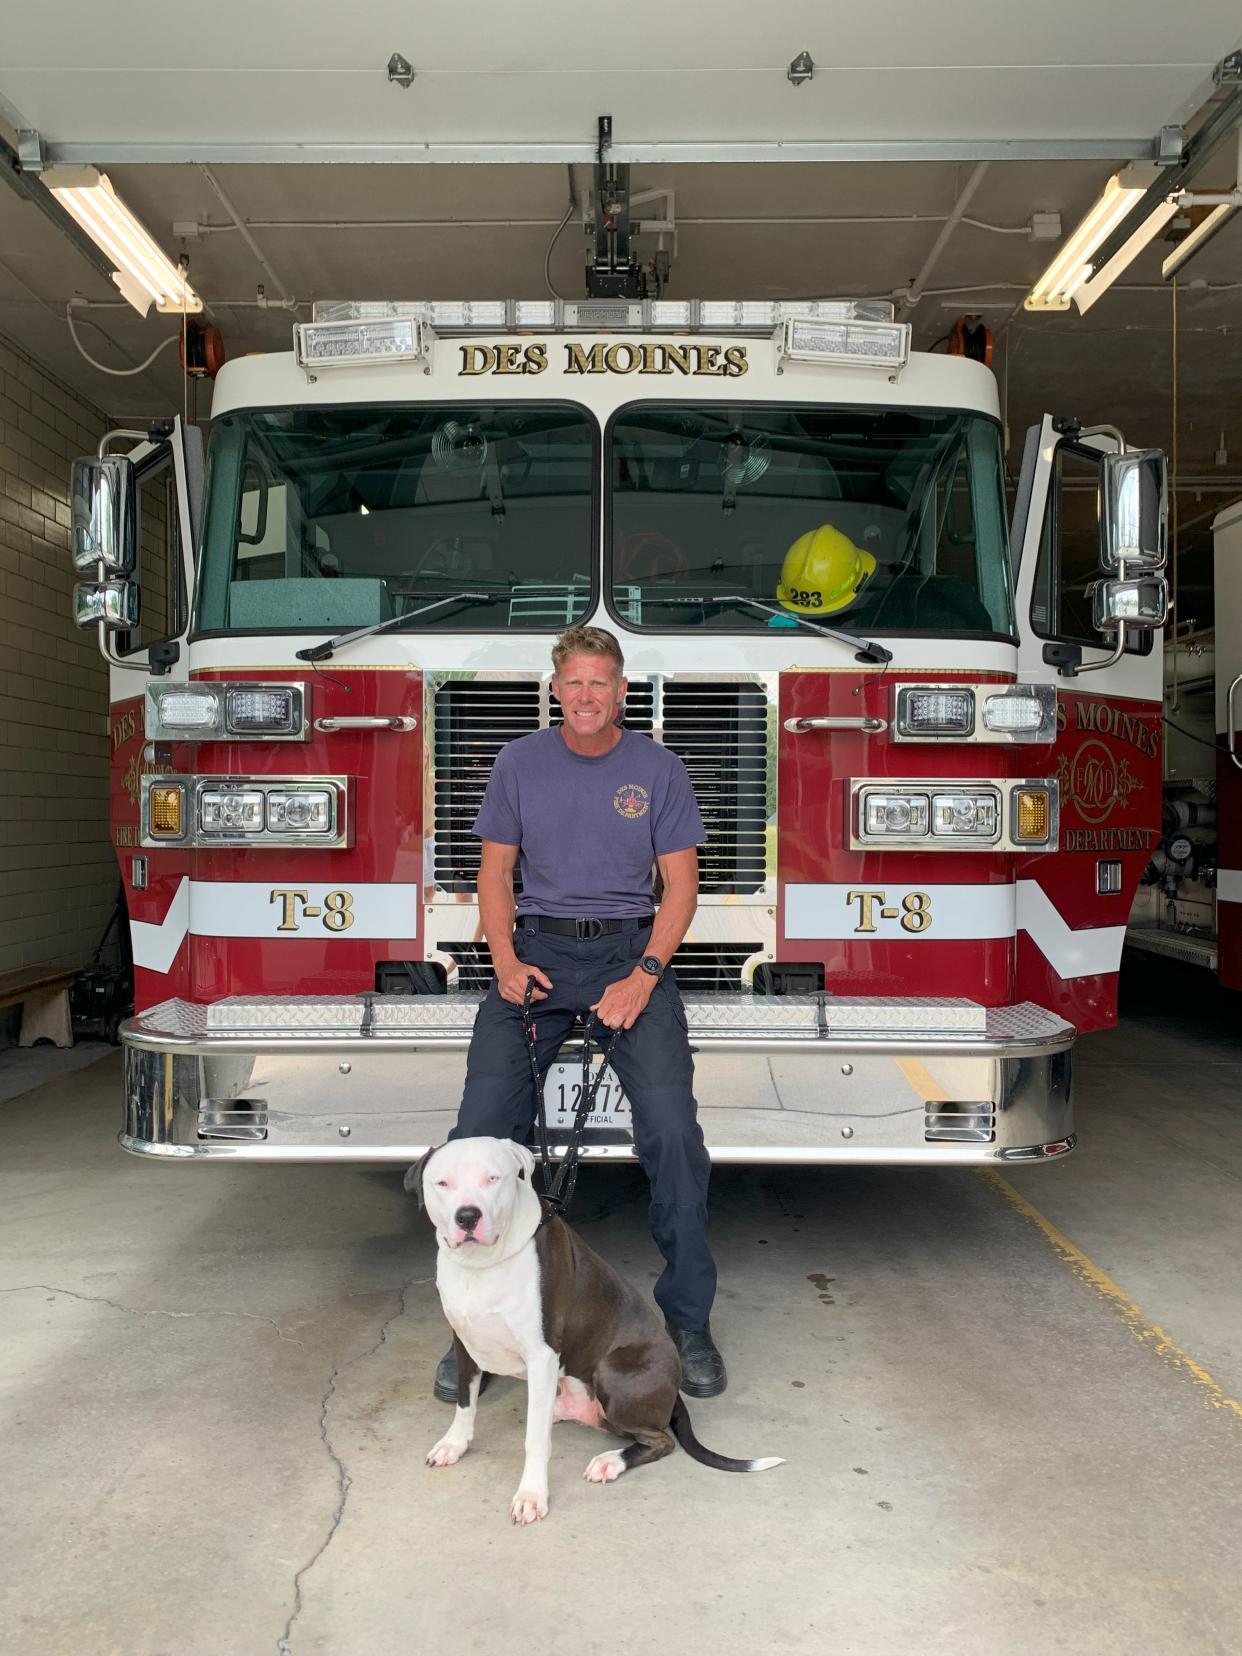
426 1436 469 1468
583 1450 626 1484
510 1487 549 1524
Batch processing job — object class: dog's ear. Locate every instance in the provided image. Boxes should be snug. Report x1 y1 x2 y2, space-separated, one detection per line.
505 1140 536 1183
403 1145 441 1210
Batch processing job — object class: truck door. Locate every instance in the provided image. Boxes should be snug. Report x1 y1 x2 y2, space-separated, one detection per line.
1009 416 1163 1029
105 418 204 1005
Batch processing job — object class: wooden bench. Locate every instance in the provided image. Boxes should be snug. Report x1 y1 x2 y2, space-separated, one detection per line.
0 965 79 1049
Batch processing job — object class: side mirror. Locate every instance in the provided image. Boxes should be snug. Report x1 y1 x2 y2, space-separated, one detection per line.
71 455 137 575
1099 448 1167 571
73 579 141 631
1090 573 1169 634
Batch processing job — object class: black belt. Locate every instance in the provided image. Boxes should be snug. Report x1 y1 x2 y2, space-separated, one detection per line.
520 915 654 940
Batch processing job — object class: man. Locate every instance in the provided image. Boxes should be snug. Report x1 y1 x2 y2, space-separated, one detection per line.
432 624 725 1401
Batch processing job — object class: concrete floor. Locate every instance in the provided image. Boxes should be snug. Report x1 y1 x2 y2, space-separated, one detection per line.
3 957 1241 1656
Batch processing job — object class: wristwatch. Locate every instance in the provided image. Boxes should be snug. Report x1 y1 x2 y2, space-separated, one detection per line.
638 954 664 980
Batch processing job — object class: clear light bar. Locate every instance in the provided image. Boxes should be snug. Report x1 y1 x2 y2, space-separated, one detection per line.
982 693 1047 734
1026 165 1178 315
778 317 911 373
43 166 202 317
146 681 308 743
309 298 896 333
158 691 221 730
898 688 975 736
295 316 426 370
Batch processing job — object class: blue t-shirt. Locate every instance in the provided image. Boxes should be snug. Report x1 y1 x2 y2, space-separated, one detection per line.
472 726 706 917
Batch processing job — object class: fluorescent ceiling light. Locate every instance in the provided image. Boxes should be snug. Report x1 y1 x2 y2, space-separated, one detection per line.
42 166 202 317
1025 164 1176 315
1162 201 1239 279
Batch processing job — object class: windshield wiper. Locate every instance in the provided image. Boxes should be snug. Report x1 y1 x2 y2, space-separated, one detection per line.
295 592 496 663
647 594 892 664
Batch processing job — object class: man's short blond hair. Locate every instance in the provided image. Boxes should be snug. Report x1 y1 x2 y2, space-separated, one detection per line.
551 626 625 678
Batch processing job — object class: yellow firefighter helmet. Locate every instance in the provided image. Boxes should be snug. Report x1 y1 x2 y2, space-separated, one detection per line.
776 524 876 616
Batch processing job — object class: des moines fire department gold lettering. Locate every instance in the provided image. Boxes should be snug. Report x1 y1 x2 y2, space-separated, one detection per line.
270 888 356 933
459 342 749 378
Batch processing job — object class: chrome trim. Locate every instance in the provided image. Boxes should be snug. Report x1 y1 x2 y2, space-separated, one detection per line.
891 681 1057 744
1228 672 1242 772
784 716 887 733
848 777 1059 853
139 774 350 849
146 681 310 743
120 1000 1074 1164
315 715 417 732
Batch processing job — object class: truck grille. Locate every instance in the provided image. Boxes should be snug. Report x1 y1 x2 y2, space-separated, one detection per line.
441 939 763 994
433 681 541 892
661 681 768 895
431 676 768 895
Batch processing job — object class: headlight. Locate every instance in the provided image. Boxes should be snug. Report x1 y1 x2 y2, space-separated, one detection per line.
864 793 929 836
200 789 265 834
146 682 308 742
932 792 998 838
157 690 222 731
140 775 349 849
893 683 1055 744
896 688 975 737
981 687 1055 740
852 779 1058 851
266 790 333 833
226 688 299 734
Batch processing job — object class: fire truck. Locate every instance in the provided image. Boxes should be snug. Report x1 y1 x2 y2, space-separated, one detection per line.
69 296 1169 1165
1127 498 1241 985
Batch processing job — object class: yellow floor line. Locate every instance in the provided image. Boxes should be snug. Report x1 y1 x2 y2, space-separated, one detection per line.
892 1054 1242 1426
984 1172 1242 1427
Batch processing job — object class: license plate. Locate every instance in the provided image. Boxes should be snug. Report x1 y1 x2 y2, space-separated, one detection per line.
543 1061 630 1130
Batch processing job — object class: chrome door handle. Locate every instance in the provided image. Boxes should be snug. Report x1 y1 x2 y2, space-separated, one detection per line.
783 716 887 734
314 715 418 732
1228 674 1242 772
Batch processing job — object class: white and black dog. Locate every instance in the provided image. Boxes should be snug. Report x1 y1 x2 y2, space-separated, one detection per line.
406 1136 783 1524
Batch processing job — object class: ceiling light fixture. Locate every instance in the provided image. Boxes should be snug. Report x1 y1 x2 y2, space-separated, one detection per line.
41 166 202 316
1025 164 1178 314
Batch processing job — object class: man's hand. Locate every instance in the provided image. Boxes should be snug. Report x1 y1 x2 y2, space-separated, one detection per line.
591 968 656 1032
497 960 553 1007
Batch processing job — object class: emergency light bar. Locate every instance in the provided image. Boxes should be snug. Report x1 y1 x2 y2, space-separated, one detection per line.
776 317 911 374
308 297 895 334
294 316 429 371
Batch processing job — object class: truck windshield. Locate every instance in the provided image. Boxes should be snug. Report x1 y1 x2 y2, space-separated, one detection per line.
194 404 596 634
607 403 1015 638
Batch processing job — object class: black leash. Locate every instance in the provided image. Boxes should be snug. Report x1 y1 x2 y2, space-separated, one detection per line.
521 975 622 1225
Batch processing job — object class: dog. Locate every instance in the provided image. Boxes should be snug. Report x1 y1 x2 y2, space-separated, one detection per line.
405 1135 783 1524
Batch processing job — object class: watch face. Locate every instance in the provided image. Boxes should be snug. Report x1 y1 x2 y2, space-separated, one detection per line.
641 955 663 977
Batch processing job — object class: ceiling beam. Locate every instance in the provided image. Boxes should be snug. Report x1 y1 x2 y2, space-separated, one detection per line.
38 136 1156 167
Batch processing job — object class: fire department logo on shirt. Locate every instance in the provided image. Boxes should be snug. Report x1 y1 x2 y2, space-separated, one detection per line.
613 783 650 819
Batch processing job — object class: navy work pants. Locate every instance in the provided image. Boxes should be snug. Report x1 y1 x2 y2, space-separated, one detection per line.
451 918 717 1329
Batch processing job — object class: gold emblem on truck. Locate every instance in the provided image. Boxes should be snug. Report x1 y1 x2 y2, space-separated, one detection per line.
846 890 933 934
270 889 356 932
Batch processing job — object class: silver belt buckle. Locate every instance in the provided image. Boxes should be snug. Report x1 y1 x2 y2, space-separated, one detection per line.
576 918 605 940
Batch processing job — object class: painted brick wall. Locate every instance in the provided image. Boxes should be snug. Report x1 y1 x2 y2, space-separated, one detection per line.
0 331 116 977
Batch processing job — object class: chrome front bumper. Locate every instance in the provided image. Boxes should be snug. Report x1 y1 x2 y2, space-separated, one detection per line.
121 994 1075 1166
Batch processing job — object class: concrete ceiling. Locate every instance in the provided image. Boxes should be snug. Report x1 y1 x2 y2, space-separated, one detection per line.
1 0 1240 512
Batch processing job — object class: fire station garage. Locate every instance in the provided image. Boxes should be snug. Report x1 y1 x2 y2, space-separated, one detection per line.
3 7 1242 1653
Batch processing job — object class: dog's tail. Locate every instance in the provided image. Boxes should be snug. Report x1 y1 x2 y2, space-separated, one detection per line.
669 1397 784 1474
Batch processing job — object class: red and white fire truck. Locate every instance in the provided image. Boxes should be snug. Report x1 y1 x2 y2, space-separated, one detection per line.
1128 499 1241 985
70 297 1168 1165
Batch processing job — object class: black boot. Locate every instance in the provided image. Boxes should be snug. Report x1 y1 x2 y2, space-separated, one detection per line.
433 1345 491 1405
666 1321 727 1398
